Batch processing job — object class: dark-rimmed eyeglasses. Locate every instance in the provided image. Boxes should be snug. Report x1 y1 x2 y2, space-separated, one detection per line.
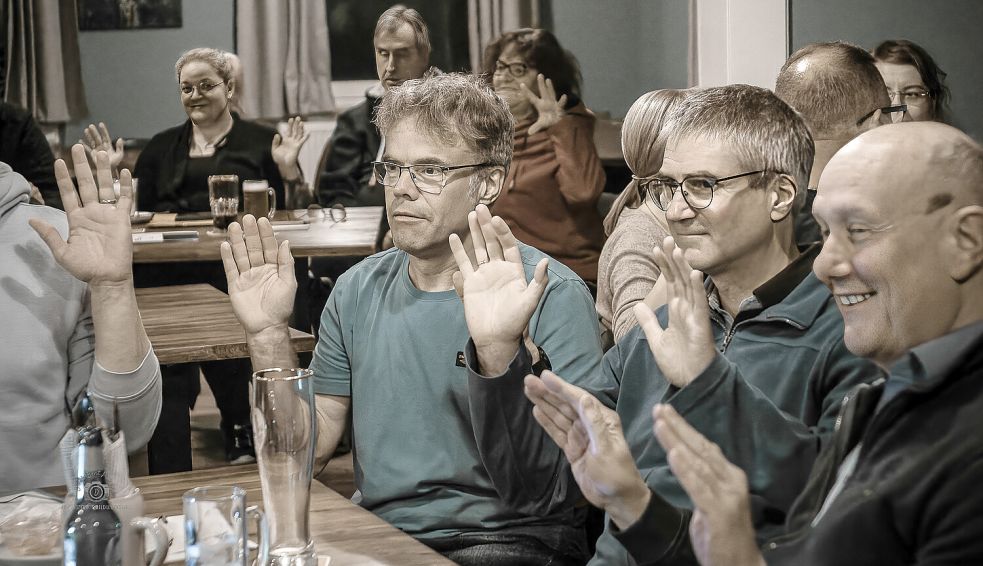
180 80 225 96
634 170 770 211
494 60 530 78
371 161 493 195
856 104 908 127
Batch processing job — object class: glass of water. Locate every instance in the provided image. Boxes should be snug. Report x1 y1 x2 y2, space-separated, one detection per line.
207 174 240 235
183 485 269 566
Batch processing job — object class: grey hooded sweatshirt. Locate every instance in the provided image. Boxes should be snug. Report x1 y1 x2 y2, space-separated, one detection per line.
0 162 161 491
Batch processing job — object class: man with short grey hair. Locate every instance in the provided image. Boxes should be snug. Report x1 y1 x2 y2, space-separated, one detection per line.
224 72 605 565
775 41 897 245
524 84 880 565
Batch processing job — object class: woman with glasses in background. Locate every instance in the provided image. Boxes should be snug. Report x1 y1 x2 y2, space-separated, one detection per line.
873 39 951 123
482 29 606 286
82 47 309 473
595 89 690 349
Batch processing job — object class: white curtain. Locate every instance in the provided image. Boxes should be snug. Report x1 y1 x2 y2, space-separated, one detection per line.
235 0 335 119
3 0 87 122
468 0 541 72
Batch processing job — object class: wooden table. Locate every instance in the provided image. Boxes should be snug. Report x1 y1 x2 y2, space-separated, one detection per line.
132 207 384 263
135 465 453 565
136 284 315 364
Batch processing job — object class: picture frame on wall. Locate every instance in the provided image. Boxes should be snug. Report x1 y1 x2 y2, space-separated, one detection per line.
78 0 182 31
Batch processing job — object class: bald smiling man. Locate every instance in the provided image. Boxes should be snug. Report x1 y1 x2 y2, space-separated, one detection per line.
527 121 983 566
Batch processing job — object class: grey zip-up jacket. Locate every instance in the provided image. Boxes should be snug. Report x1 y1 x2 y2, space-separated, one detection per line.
0 162 161 492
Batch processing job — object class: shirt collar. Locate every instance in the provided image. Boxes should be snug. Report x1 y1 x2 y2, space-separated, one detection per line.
753 243 821 309
877 320 983 411
705 243 820 318
904 319 983 386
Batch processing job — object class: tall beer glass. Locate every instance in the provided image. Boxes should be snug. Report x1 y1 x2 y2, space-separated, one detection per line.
251 368 318 566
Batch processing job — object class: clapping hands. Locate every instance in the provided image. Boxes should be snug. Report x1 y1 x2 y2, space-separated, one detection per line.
653 404 765 566
525 371 651 528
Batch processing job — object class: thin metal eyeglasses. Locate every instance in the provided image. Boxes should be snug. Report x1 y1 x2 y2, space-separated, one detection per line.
634 170 769 211
855 104 908 127
494 59 530 78
371 161 493 195
887 89 931 104
180 80 225 96
301 203 347 223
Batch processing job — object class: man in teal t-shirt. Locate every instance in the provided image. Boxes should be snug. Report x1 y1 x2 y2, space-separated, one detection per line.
221 72 608 565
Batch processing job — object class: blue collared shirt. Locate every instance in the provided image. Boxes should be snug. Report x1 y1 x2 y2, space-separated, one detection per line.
877 320 983 412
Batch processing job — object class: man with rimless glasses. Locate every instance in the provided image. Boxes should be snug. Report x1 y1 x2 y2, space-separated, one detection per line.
223 72 607 565
523 85 880 565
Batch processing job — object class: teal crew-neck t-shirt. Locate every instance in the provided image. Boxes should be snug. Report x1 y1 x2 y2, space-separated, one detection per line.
310 244 605 539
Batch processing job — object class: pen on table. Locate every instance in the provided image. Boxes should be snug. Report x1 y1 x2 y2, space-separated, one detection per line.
271 223 311 231
161 230 200 240
131 231 200 243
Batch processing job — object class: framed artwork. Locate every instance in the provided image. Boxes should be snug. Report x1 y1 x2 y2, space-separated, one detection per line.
78 0 182 31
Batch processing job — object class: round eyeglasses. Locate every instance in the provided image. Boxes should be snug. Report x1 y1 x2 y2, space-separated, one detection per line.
371 161 493 195
634 170 769 211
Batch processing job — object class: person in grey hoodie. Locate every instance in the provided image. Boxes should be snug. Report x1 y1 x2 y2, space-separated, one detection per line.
0 145 161 492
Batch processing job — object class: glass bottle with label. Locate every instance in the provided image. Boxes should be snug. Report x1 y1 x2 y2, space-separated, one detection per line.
64 426 122 566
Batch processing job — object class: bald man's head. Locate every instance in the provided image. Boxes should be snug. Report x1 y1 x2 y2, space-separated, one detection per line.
776 42 889 140
812 122 983 367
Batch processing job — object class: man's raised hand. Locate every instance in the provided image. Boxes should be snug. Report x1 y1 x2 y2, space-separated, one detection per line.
29 145 133 286
220 215 296 335
633 236 715 388
449 204 548 374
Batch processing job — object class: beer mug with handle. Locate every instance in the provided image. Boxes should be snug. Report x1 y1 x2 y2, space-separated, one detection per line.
183 486 269 566
109 489 170 566
243 180 276 220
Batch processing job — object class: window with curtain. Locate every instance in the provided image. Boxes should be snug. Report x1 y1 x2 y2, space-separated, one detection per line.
326 1 472 79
